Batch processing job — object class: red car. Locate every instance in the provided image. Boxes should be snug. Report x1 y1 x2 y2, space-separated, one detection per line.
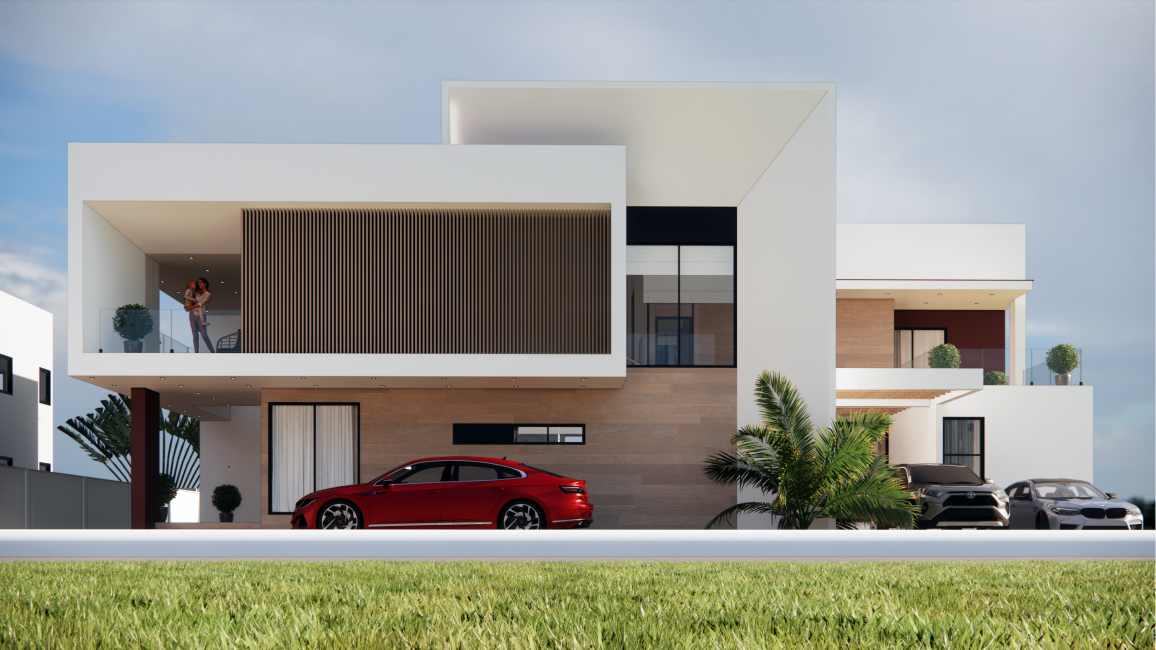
290 457 593 530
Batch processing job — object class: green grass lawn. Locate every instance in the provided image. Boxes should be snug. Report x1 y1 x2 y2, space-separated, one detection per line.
0 560 1150 649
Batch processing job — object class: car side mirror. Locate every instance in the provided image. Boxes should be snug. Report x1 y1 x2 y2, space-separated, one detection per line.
984 479 994 485
1107 493 1116 500
376 479 393 488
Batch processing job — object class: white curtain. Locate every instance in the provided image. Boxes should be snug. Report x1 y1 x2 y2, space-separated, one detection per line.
271 405 314 513
315 405 357 491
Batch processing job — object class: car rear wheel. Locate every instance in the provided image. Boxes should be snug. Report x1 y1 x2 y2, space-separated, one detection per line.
499 501 545 530
318 500 362 530
1036 511 1050 530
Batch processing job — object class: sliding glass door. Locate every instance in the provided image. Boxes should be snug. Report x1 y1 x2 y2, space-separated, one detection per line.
270 403 359 514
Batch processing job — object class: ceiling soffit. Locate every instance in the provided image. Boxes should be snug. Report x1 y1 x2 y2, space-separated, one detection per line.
448 87 828 206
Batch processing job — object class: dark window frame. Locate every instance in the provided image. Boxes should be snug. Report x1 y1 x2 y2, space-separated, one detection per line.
894 327 948 368
626 243 737 369
0 354 11 396
38 368 50 405
943 416 985 480
267 402 361 515
452 423 586 445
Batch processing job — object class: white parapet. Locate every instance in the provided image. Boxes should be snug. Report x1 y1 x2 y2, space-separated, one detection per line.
836 368 984 392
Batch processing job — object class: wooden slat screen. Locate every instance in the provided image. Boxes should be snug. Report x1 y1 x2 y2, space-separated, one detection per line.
242 208 610 354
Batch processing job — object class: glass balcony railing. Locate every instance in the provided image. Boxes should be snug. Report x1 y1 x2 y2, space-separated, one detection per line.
889 347 1084 386
99 309 242 353
626 332 735 367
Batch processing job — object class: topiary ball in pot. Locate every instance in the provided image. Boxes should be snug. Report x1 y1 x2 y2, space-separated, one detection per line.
157 472 178 507
929 343 961 369
112 304 155 341
1045 344 1080 376
983 371 1008 385
212 484 242 518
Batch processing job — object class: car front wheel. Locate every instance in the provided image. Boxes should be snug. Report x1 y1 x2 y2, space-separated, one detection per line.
317 500 362 530
1036 511 1050 530
499 501 545 530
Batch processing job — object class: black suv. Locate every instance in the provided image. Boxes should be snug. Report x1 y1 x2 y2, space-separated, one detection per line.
896 464 1010 529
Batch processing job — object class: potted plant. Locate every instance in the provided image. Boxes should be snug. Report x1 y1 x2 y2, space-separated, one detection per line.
112 303 154 353
928 343 961 369
157 472 177 523
212 484 242 523
1046 344 1080 385
983 370 1008 386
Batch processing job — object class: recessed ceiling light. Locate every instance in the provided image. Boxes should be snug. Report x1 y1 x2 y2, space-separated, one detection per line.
511 378 516 381
89 377 94 379
379 385 384 388
313 385 318 388
441 378 446 380
160 377 165 379
301 377 306 380
230 377 235 380
447 385 452 388
937 293 942 296
372 377 377 380
885 293 890 296
514 385 518 388
246 385 251 388
924 302 928 305
161 280 165 283
196 392 200 395
581 378 586 381
111 384 117 387
205 269 209 272
188 256 193 259
179 384 184 387
974 302 979 305
580 386 585 388
990 293 995 296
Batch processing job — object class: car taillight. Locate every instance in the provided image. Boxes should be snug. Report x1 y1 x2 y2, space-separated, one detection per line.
560 485 586 494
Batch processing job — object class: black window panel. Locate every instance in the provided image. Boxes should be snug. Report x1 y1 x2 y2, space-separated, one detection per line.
627 207 736 245
455 462 502 482
38 368 50 405
0 355 11 396
453 423 513 445
391 462 448 484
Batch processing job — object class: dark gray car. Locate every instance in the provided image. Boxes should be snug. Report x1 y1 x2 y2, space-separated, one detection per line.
896 463 1010 529
1005 479 1144 530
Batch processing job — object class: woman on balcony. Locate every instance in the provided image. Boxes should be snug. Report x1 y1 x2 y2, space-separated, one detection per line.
185 277 214 353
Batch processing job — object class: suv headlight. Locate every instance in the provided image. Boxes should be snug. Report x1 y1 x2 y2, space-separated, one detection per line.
1052 506 1081 516
1126 507 1142 516
993 490 1008 500
923 489 946 499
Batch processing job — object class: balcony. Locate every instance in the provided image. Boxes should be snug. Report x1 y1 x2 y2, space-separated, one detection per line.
100 309 242 354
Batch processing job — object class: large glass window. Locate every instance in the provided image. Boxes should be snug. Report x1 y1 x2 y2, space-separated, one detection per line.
269 403 359 513
626 245 734 367
943 417 984 479
895 329 946 368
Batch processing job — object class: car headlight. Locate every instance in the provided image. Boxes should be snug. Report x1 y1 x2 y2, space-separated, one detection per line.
1051 507 1081 516
993 490 1008 500
294 498 316 510
1126 507 1142 516
923 489 946 499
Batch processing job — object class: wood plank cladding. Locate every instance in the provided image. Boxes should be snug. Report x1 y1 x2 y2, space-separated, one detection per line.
836 299 895 368
242 208 610 354
260 368 739 530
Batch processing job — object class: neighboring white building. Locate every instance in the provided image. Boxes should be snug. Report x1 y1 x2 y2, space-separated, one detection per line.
0 289 54 471
65 81 1092 529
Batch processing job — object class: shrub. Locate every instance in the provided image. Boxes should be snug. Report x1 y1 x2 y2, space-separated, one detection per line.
1046 344 1080 375
112 304 154 341
212 484 242 514
983 371 1008 385
157 473 178 507
928 343 961 369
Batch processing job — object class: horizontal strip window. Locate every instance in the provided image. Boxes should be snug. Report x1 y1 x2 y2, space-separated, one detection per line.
627 207 736 245
453 423 585 445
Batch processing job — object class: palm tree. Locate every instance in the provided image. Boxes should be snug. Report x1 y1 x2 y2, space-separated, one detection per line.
703 371 917 530
57 393 201 490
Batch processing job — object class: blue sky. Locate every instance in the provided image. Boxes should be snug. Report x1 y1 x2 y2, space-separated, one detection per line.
0 1 1152 498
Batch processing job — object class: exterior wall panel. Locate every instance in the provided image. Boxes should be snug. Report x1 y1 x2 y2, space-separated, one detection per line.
836 299 895 368
260 368 737 529
243 208 610 355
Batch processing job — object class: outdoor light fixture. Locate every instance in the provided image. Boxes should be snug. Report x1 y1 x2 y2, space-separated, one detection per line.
230 377 235 380
179 384 184 387
196 392 200 395
313 385 317 388
188 256 193 259
246 385 251 388
89 377 94 379
885 293 890 296
160 377 165 379
379 385 384 388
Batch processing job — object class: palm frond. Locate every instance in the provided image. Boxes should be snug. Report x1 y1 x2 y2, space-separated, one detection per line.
703 501 782 529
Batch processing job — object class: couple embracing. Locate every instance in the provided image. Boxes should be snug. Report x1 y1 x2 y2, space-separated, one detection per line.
184 277 213 353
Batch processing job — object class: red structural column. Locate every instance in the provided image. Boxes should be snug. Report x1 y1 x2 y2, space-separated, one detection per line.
130 387 160 529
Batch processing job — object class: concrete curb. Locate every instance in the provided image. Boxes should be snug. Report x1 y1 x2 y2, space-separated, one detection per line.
1 529 1152 559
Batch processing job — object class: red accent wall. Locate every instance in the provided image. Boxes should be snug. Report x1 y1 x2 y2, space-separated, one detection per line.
894 310 1005 373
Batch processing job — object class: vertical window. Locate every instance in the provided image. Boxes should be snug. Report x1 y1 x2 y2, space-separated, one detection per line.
0 354 11 395
943 417 984 479
894 329 946 368
626 245 734 367
38 368 50 405
269 404 359 514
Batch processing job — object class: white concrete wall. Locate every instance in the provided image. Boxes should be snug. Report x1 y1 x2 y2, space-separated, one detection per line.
836 224 1026 281
81 204 150 354
68 144 627 382
198 407 261 523
0 290 53 469
735 91 835 528
836 368 983 391
938 386 1093 489
887 406 937 465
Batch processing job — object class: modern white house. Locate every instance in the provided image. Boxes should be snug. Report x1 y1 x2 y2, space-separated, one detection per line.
65 81 1093 529
0 289 54 472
